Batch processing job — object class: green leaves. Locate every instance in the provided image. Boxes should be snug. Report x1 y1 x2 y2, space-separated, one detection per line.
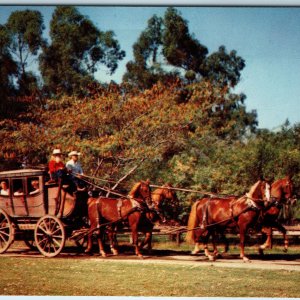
39 6 125 96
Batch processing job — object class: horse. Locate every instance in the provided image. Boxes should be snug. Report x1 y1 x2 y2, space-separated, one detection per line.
186 180 271 262
85 180 158 257
259 176 294 254
151 183 179 222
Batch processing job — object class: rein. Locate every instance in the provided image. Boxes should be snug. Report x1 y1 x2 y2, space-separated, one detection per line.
75 173 238 198
74 174 146 203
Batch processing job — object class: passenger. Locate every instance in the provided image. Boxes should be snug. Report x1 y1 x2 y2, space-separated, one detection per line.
66 151 85 191
14 188 24 196
29 180 40 195
0 181 10 196
47 149 66 184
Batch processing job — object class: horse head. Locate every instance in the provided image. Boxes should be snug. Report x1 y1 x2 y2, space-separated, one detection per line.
247 180 271 202
271 176 294 204
162 183 179 205
128 180 152 205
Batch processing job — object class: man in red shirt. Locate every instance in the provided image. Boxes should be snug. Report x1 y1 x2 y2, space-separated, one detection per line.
48 149 66 183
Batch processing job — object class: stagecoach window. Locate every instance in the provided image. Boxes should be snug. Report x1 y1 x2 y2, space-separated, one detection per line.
0 179 10 196
27 177 40 195
12 179 24 196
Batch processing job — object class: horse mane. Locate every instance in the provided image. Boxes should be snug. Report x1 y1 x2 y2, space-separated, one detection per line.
246 180 262 199
128 182 141 198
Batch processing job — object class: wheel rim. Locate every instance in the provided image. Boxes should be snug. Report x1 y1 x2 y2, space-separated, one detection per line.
34 215 65 257
0 209 14 254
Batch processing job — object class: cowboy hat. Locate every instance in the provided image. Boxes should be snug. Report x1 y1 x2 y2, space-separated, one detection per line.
68 150 81 157
52 149 62 155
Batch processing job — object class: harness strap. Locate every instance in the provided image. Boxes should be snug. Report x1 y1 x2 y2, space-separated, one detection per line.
117 199 122 218
96 198 101 229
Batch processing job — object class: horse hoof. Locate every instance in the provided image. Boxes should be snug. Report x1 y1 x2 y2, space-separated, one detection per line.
112 249 119 255
283 248 288 253
242 256 250 263
208 255 216 261
100 251 107 257
84 248 91 253
137 254 144 259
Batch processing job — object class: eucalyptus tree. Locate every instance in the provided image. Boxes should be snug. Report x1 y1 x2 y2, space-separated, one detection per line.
123 14 167 89
0 25 18 116
39 6 125 96
202 46 245 88
6 9 45 94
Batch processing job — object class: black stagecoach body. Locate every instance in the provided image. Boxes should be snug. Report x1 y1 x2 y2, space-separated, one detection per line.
0 169 89 257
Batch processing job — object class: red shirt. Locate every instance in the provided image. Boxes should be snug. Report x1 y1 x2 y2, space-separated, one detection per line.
49 160 65 173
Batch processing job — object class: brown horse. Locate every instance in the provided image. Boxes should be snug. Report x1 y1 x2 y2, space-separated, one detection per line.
151 183 179 222
259 176 294 254
186 180 271 262
85 180 157 257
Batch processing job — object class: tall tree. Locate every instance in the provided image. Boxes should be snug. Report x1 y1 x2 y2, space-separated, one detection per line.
39 6 125 96
123 15 167 89
0 25 18 116
202 46 245 88
162 7 208 75
6 10 45 93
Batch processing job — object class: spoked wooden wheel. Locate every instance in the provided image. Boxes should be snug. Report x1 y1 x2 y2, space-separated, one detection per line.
0 209 14 254
34 215 66 257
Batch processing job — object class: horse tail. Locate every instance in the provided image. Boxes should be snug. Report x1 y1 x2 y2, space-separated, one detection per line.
186 200 200 244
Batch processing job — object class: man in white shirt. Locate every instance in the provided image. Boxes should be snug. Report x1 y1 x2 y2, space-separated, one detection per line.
66 151 85 191
66 151 83 175
0 181 9 196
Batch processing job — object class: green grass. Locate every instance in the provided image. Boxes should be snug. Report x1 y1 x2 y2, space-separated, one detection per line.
0 256 299 296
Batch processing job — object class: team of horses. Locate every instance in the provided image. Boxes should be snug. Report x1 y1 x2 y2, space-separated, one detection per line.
84 176 295 261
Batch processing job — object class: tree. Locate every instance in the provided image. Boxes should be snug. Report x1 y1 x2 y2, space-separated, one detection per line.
0 25 18 116
123 15 167 89
162 7 208 76
202 46 245 88
6 10 45 93
39 6 125 96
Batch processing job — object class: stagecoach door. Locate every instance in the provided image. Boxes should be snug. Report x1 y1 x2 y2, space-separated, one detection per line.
12 178 28 216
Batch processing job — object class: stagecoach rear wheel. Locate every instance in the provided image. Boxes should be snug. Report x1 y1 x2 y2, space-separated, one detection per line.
34 215 66 257
0 209 14 254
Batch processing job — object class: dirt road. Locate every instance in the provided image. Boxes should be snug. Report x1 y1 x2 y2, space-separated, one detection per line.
3 242 300 272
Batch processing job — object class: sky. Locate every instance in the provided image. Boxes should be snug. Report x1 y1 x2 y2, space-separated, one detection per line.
0 5 300 130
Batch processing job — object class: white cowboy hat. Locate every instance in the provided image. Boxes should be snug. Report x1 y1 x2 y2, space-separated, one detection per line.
52 149 62 155
68 150 81 157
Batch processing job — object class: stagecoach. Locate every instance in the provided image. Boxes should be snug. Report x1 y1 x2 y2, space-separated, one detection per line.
0 169 89 257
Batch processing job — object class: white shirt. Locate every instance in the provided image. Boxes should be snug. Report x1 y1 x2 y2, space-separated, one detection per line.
0 189 9 196
66 159 83 175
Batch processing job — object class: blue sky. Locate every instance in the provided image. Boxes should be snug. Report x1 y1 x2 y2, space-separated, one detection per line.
0 6 300 130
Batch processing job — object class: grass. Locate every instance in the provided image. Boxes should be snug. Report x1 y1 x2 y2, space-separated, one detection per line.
0 253 300 296
1 235 300 297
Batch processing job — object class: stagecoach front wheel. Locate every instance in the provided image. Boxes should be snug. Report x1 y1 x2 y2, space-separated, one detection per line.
34 215 66 257
0 209 14 254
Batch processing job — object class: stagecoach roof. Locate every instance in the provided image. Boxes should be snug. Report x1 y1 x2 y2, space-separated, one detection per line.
0 169 45 178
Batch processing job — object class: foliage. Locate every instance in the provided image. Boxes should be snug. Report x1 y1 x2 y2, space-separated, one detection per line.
6 9 45 94
123 15 169 89
39 6 125 96
124 7 245 91
202 45 246 88
0 25 18 117
162 7 208 74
